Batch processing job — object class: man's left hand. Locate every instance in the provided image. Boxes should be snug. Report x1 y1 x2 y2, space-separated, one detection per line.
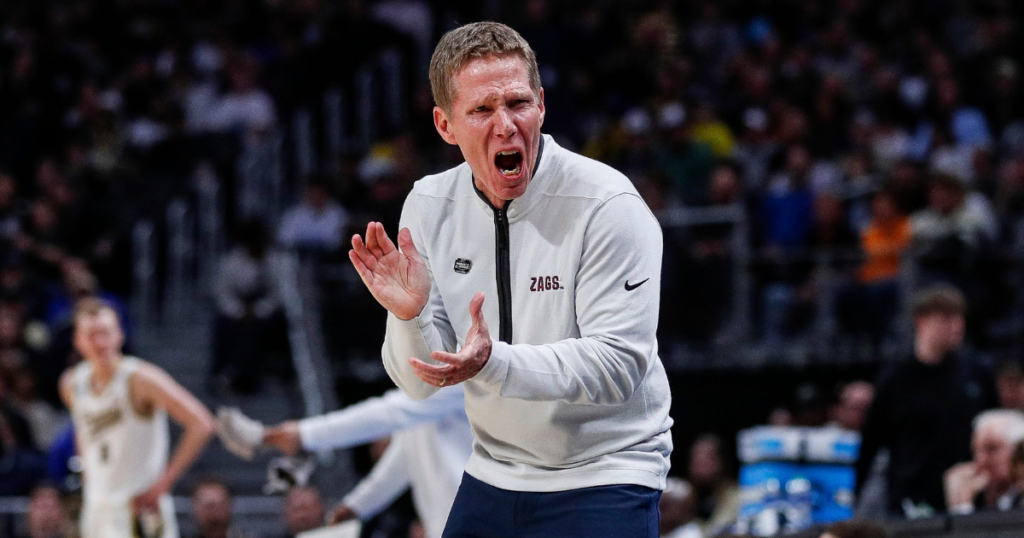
410 292 492 387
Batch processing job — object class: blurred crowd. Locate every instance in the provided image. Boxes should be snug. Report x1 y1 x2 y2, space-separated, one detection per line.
8 479 384 538
4 0 1024 536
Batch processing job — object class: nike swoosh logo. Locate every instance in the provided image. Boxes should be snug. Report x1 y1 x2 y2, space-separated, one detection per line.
624 278 649 291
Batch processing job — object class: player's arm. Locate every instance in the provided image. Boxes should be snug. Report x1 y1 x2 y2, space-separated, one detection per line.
58 369 76 411
266 386 465 454
330 436 411 524
130 363 216 512
418 193 663 405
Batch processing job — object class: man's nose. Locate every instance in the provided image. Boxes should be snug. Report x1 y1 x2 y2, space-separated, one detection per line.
493 107 516 138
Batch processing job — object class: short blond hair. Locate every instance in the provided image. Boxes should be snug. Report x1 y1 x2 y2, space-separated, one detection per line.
428 22 541 113
73 297 118 325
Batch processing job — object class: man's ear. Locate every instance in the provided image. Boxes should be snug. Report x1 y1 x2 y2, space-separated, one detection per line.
537 88 546 127
433 106 459 146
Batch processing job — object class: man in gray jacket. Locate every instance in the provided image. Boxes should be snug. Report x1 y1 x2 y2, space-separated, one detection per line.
349 21 673 538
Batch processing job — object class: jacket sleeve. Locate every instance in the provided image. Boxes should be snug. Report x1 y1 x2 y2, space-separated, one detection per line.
472 193 663 405
298 386 464 451
380 192 459 400
342 435 411 519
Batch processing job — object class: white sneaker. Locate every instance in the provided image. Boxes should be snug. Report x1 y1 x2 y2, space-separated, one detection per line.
216 407 265 461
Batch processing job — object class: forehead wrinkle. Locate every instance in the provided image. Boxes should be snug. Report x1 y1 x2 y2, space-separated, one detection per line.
452 56 535 109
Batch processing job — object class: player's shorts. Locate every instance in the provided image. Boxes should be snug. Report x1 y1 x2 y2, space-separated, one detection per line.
80 495 179 538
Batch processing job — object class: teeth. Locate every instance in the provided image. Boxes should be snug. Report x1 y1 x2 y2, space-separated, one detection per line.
498 150 519 156
500 165 521 176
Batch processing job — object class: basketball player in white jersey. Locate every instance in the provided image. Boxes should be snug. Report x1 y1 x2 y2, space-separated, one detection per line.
60 298 216 538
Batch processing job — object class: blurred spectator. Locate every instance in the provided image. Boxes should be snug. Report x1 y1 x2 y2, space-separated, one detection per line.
837 189 912 342
660 477 701 538
760 145 816 248
809 192 857 249
997 362 1024 412
889 161 929 216
857 285 999 516
277 182 349 252
189 478 251 538
0 374 46 495
758 145 817 342
17 484 68 538
857 190 912 284
206 56 277 137
820 519 890 538
8 369 66 450
828 381 874 432
732 108 779 190
687 434 740 536
212 219 289 393
944 410 1024 514
791 383 831 427
691 103 734 159
276 486 325 538
655 105 715 205
911 174 997 268
767 407 794 427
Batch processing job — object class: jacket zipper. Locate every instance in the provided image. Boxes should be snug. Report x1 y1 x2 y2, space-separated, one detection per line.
493 202 513 343
474 136 543 344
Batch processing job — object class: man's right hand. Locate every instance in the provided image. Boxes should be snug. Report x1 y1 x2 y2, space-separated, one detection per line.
349 222 431 320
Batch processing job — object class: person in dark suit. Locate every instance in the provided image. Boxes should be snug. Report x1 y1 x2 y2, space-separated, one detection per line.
856 285 999 516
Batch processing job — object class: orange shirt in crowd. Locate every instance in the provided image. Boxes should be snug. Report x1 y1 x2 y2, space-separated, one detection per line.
858 216 912 283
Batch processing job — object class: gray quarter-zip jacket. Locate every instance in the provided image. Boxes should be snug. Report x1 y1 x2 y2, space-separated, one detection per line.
382 134 673 492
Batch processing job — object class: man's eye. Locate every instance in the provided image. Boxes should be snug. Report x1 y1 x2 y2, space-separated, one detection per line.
474 106 489 113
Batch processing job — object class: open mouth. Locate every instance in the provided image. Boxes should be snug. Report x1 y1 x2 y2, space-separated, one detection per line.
494 150 523 177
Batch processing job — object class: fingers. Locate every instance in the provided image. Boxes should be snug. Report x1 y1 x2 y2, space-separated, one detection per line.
410 357 453 386
469 292 485 318
350 234 378 273
365 222 393 258
363 222 381 257
469 292 487 330
348 250 376 288
397 228 421 260
430 349 464 366
375 222 398 255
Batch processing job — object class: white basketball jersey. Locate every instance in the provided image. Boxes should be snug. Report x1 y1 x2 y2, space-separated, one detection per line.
70 357 170 508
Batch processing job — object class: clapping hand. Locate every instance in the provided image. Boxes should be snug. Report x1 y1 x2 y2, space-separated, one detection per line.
349 222 431 320
410 292 492 387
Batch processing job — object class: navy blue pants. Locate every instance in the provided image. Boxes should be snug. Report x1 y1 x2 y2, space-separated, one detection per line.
441 473 661 538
